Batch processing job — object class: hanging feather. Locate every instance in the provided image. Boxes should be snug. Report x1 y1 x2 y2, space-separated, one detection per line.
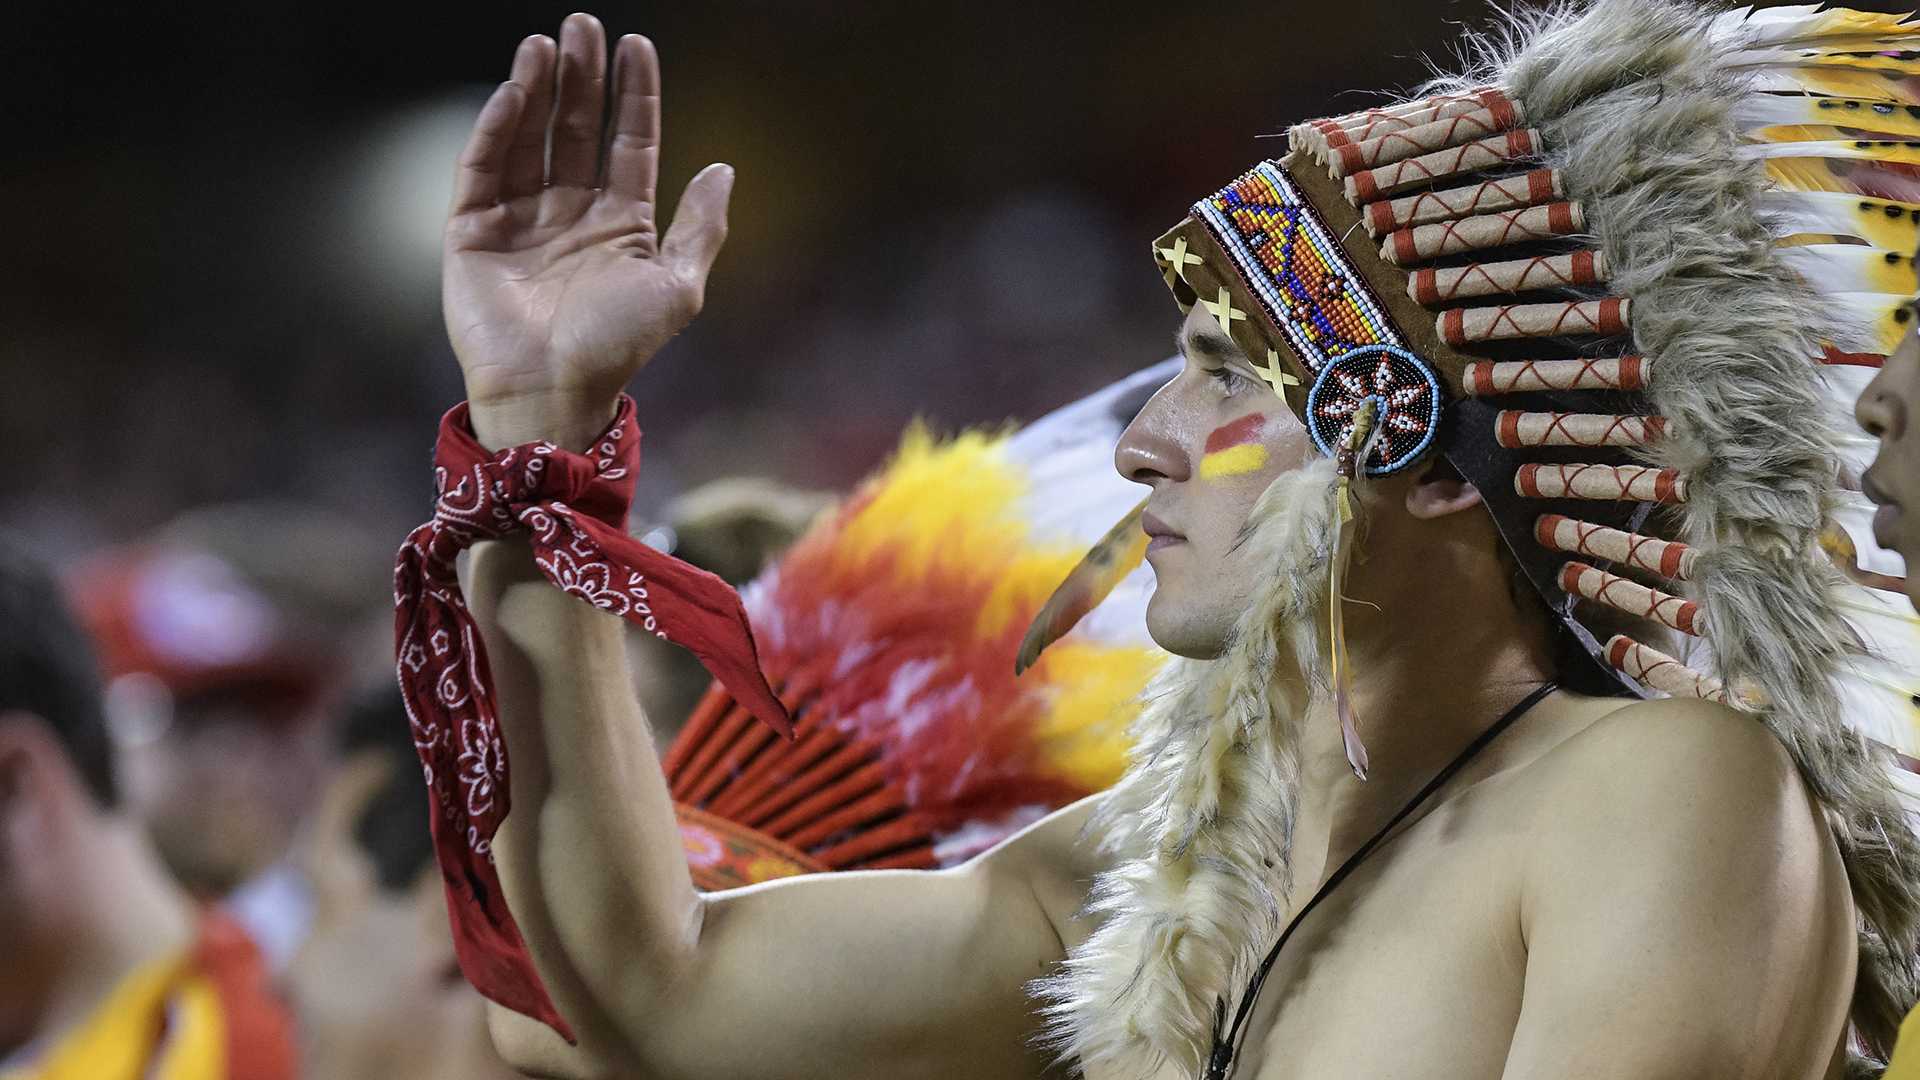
1713 5 1919 46
1738 94 1920 141
1015 501 1152 675
1328 399 1381 782
1775 243 1920 296
1829 581 1920 759
1765 156 1920 202
1760 188 1920 249
1734 49 1920 76
1745 140 1920 169
1817 290 1920 354
1745 67 1920 104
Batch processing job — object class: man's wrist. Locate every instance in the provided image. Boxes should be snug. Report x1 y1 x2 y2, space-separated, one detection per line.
467 390 620 453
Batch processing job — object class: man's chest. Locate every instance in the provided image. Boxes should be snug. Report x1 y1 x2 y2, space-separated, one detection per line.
1082 811 1530 1080
1234 818 1528 1080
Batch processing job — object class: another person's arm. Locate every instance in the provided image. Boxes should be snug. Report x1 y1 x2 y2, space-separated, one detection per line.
441 17 1090 1079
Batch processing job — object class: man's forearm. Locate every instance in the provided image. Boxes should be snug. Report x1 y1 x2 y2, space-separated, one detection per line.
466 537 705 1053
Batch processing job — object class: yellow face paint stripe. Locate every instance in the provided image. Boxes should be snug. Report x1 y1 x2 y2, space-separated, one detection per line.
1200 442 1269 478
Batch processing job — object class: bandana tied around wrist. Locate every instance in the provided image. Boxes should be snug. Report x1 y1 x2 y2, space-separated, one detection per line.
392 395 793 1041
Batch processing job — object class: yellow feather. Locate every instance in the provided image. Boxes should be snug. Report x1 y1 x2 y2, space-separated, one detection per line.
1024 641 1163 790
811 424 1163 789
1751 66 1920 103
1776 243 1920 295
1742 96 1920 140
1741 7 1920 45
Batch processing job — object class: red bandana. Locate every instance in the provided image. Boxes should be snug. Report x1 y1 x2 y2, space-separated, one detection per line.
393 395 792 1040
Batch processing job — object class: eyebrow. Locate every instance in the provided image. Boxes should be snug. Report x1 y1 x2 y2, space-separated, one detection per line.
1177 327 1240 364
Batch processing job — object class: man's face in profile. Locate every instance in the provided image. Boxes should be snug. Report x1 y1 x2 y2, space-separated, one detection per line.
1859 322 1920 612
1114 304 1320 658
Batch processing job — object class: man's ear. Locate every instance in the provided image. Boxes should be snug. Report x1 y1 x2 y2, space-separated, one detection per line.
0 713 66 858
1405 458 1484 520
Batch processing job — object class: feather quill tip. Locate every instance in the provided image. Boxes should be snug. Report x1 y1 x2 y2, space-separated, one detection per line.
1015 501 1151 675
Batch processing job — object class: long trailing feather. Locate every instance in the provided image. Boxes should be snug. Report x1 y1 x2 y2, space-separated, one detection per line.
1016 500 1151 675
1732 48 1920 75
1819 291 1920 355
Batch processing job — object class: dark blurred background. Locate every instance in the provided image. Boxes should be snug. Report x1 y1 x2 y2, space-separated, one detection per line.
0 0 1532 552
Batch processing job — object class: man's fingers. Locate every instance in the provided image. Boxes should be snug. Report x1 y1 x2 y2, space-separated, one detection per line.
549 13 608 189
450 81 528 214
661 163 735 278
502 34 556 198
603 34 661 205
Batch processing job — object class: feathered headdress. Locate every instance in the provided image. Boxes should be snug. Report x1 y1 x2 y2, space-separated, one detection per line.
1022 1 1920 1071
662 364 1174 888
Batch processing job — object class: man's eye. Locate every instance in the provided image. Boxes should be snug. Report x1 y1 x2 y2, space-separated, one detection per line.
1209 367 1247 395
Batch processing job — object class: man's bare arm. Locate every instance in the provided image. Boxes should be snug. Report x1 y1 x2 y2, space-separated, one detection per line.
470 540 1090 1079
1501 698 1856 1079
438 16 1093 1078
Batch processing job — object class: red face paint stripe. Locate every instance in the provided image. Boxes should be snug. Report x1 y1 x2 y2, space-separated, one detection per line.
1204 414 1267 453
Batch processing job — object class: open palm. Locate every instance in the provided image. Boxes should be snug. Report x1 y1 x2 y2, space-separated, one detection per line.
443 15 732 448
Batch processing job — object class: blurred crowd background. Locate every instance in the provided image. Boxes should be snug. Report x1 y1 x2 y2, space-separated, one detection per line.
0 1 1578 1077
4 0 1515 550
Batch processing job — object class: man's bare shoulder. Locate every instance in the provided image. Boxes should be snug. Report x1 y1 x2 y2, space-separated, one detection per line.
1491 695 1857 1072
1525 693 1807 827
972 792 1109 945
1511 693 1845 925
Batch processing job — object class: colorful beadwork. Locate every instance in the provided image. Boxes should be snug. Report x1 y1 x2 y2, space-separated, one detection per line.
1304 345 1443 476
1192 161 1406 378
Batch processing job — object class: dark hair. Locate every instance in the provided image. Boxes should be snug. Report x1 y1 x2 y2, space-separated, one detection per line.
0 536 116 806
338 687 434 892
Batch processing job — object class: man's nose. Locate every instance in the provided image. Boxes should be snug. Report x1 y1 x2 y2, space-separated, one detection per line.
1857 372 1902 442
1114 401 1192 486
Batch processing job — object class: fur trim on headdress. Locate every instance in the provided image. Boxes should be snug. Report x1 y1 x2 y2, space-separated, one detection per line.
1030 457 1338 1077
1431 0 1920 1063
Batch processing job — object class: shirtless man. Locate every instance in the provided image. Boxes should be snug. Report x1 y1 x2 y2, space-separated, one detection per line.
423 14 1874 1079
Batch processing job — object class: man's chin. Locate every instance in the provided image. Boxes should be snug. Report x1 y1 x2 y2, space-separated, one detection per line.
1143 590 1230 660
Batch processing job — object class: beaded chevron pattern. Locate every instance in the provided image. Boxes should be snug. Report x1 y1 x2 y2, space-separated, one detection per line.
1192 161 1406 375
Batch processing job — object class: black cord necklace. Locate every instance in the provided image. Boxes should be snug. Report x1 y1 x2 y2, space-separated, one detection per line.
1201 681 1560 1080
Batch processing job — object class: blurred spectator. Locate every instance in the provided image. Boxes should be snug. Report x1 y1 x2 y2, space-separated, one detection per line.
69 502 388 974
0 536 295 1079
283 688 516 1080
631 477 832 738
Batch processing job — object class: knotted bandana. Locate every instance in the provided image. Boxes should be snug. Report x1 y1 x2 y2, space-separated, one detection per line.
393 395 792 1040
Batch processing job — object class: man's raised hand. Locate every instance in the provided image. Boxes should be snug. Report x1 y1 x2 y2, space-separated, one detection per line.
443 13 733 451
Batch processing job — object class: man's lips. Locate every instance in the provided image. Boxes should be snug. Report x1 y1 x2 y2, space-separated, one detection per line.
1142 512 1185 552
1863 469 1901 549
